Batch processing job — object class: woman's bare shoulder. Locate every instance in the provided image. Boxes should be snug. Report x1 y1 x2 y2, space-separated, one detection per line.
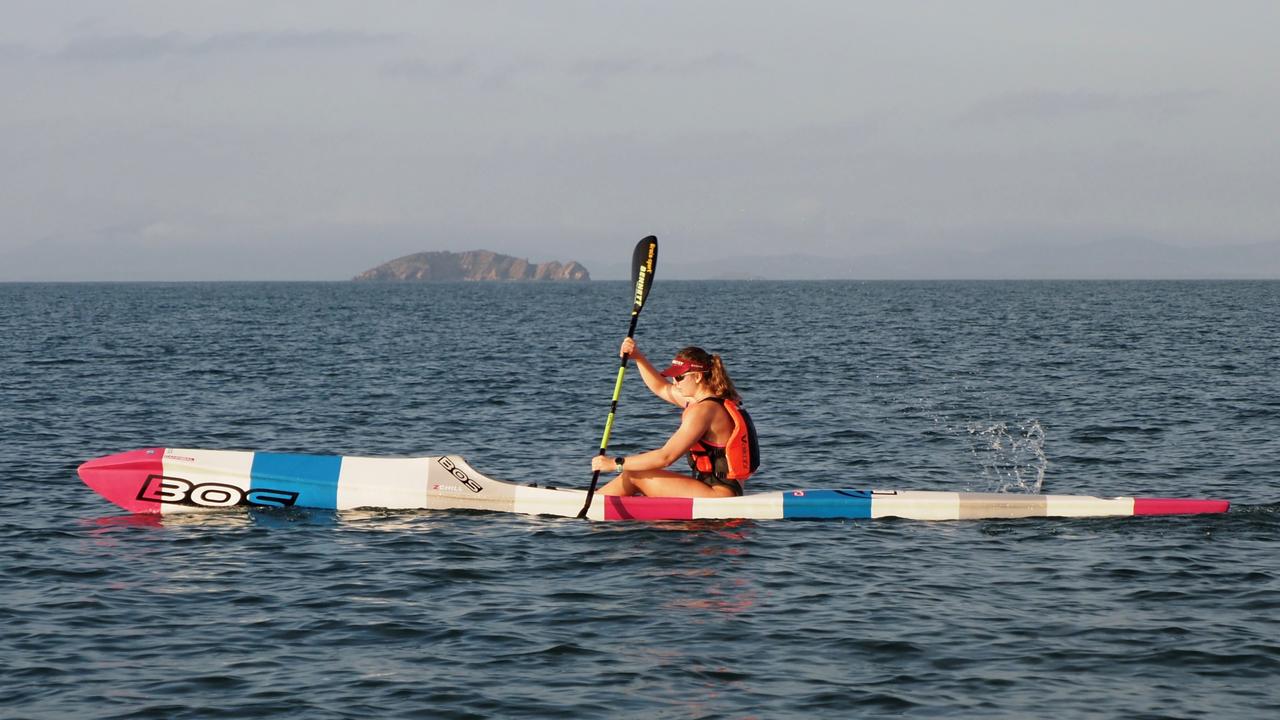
660 384 689 407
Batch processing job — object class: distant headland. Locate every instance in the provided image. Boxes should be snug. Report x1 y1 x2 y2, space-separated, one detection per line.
353 250 590 282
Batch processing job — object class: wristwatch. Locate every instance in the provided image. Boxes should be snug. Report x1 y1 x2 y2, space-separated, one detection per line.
614 457 625 473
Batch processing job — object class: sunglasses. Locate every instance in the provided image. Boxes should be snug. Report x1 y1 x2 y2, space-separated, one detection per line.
674 371 701 382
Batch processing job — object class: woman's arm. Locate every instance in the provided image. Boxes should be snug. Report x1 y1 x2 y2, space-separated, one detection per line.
593 401 715 473
621 337 683 407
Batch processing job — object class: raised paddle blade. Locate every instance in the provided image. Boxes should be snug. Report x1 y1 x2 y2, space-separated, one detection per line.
631 235 658 312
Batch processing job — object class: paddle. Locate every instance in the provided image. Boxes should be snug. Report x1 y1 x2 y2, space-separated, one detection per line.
578 235 659 518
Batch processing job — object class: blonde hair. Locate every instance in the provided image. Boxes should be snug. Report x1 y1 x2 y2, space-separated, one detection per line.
675 346 741 401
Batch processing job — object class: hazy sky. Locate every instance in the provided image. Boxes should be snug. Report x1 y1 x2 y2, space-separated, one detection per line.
2 1 1278 280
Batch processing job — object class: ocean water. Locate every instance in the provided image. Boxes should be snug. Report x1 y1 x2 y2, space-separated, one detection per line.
2 280 1278 719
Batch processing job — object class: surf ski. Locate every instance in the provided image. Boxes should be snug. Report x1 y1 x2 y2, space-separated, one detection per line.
76 448 1230 521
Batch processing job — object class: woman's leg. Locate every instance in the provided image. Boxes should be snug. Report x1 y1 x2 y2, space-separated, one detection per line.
596 469 737 498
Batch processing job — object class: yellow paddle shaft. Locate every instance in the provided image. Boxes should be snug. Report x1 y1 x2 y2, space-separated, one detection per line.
597 361 629 451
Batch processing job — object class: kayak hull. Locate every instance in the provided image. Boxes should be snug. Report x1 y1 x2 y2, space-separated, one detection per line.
77 448 1231 521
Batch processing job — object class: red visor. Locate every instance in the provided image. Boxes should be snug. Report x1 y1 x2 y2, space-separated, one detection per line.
660 357 708 377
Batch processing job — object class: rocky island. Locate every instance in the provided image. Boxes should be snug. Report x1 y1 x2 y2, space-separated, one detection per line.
353 250 590 282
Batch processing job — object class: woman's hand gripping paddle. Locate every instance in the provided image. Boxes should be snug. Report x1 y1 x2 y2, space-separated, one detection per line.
578 235 658 518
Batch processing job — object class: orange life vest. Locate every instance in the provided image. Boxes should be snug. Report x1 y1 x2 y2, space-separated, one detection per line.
684 397 760 482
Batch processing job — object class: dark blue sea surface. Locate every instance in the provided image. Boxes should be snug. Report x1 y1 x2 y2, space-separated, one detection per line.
2 280 1278 719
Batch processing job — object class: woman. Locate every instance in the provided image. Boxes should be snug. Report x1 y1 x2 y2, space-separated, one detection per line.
592 338 759 497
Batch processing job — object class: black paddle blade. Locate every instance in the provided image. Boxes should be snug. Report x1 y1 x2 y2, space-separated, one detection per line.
631 235 658 311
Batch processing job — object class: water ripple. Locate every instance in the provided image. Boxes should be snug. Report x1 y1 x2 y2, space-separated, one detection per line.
2 281 1278 718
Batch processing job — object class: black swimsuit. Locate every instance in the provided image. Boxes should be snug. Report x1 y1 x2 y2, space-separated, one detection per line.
693 472 744 496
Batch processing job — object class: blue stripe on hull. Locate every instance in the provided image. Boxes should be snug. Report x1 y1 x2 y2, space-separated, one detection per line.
783 490 873 519
250 452 343 509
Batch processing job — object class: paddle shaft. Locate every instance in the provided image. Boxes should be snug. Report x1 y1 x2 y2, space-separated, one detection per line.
577 310 640 517
600 311 642 449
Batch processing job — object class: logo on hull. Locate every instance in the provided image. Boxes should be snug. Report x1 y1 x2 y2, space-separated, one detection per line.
435 457 483 493
136 474 299 509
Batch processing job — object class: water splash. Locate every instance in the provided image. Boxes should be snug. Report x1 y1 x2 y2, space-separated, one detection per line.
964 419 1048 493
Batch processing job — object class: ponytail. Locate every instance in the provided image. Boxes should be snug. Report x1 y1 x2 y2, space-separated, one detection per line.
708 354 741 401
